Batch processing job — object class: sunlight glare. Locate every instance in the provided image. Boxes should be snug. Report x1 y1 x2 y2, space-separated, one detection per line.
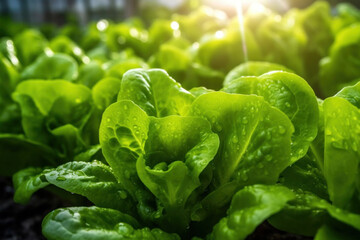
215 30 225 39
170 21 179 30
236 0 248 63
96 19 108 31
247 2 267 15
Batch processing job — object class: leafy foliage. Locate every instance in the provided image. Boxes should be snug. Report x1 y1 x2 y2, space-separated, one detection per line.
2 1 360 239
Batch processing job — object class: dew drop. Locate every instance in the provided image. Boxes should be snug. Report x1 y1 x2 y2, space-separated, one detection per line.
124 170 131 179
278 125 286 135
266 131 272 140
241 128 246 136
241 172 248 181
154 211 161 219
215 122 223 132
56 176 66 181
211 116 217 124
118 190 127 199
242 117 248 124
116 222 133 236
351 142 358 152
298 149 304 156
331 141 343 149
325 129 332 135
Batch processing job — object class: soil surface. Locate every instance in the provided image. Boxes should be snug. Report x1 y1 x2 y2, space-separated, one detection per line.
0 176 312 240
247 222 313 240
0 177 68 240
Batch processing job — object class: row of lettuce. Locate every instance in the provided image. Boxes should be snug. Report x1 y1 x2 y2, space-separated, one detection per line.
2 1 360 95
6 68 360 240
1 1 360 240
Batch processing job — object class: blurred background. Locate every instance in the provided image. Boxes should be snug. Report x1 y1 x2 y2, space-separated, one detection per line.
1 0 360 27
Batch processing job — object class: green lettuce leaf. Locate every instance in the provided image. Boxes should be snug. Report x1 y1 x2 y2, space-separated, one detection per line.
42 206 179 240
117 69 195 117
279 152 328 200
255 13 306 76
0 38 21 69
12 80 92 158
336 81 360 108
269 190 329 236
208 185 296 240
323 97 360 209
270 190 360 236
100 100 219 232
0 134 56 176
105 58 148 80
188 92 293 221
190 92 293 188
224 61 292 86
223 71 318 161
315 224 360 240
76 61 105 88
21 53 78 81
196 29 260 73
309 98 325 170
92 77 122 110
14 29 48 66
13 161 135 214
106 23 150 58
173 7 227 42
319 24 360 96
49 35 89 64
0 54 19 102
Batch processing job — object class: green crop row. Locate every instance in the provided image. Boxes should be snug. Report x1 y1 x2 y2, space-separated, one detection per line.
1 1 360 239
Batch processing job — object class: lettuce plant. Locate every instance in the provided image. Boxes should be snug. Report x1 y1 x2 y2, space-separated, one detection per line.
267 82 360 239
12 68 300 239
20 53 78 81
320 24 360 97
8 69 360 239
0 79 99 175
0 37 21 69
223 71 319 161
49 35 89 64
2 2 360 239
13 29 48 66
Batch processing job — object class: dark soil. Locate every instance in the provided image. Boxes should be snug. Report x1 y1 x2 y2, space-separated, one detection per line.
247 222 313 240
0 176 313 240
0 177 69 240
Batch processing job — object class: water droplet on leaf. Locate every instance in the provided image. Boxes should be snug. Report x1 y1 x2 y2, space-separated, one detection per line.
56 176 66 181
278 125 286 134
